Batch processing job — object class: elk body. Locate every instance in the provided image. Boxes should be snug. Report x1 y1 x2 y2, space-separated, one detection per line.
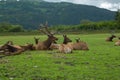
50 43 60 49
34 23 58 50
114 37 120 46
58 35 73 53
0 41 23 55
106 35 116 42
71 38 89 50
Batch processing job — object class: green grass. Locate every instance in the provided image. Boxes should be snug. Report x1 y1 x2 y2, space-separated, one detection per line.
0 34 120 80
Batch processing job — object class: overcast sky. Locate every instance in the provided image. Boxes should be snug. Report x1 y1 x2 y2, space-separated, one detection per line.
44 0 120 11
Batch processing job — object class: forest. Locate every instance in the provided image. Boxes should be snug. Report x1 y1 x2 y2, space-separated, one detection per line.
0 9 120 33
0 0 115 29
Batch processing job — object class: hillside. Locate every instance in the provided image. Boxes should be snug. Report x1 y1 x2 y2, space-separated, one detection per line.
0 0 115 29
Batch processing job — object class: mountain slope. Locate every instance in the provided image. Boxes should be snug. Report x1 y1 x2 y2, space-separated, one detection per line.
0 1 115 29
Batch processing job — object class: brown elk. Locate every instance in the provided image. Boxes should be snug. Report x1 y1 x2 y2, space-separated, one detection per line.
0 41 23 55
34 37 40 44
50 34 72 50
106 35 116 42
114 37 120 46
35 23 58 50
58 35 73 53
0 41 35 56
72 38 89 50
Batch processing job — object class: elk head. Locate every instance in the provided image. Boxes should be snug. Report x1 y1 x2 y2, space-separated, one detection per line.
63 35 72 44
75 38 80 43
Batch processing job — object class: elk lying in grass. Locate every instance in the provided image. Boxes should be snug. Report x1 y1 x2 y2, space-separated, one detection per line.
0 41 23 55
72 38 89 50
58 35 73 53
106 35 116 42
0 41 35 56
35 23 58 50
114 37 120 46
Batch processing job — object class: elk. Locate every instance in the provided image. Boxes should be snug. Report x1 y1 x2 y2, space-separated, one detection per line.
72 38 89 50
114 37 120 46
35 23 58 50
106 35 116 42
0 41 23 55
34 37 40 44
58 35 73 53
0 41 35 56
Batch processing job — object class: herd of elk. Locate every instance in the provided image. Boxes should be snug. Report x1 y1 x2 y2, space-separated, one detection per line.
2 31 120 56
50 35 89 53
2 21 120 56
0 22 90 56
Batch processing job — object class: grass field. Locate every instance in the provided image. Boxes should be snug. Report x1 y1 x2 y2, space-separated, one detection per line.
0 33 120 80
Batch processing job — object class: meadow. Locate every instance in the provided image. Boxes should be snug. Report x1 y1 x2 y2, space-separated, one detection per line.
0 33 120 80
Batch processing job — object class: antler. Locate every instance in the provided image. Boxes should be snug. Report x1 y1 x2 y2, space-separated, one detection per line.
38 22 56 35
44 22 53 35
39 24 49 35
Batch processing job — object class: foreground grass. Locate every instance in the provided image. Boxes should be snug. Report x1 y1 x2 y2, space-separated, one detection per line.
0 34 120 80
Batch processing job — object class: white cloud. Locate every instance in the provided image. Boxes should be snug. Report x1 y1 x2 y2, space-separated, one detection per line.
44 0 120 11
99 2 120 11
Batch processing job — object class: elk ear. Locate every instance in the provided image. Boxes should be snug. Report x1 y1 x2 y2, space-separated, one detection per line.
63 34 66 37
47 35 51 37
34 37 37 39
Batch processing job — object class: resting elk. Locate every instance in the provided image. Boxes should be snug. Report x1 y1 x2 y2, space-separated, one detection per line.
34 37 40 44
0 41 23 55
114 37 120 46
72 38 89 50
0 41 35 56
106 35 116 42
58 35 73 53
35 23 58 50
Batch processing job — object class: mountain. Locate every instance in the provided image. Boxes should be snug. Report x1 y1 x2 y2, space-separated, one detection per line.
0 0 115 29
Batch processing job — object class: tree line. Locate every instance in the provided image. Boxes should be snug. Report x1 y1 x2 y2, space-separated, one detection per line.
0 22 24 32
0 9 120 33
50 9 120 32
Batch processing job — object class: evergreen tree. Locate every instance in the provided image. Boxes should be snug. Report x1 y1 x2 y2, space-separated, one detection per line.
115 9 120 27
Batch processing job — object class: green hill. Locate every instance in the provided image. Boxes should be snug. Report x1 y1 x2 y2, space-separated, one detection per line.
0 0 115 29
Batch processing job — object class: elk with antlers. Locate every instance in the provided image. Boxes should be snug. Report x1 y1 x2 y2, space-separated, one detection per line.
106 35 116 42
35 23 58 50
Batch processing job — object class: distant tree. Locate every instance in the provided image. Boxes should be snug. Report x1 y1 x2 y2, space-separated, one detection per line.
9 25 24 32
0 22 24 32
115 9 120 27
